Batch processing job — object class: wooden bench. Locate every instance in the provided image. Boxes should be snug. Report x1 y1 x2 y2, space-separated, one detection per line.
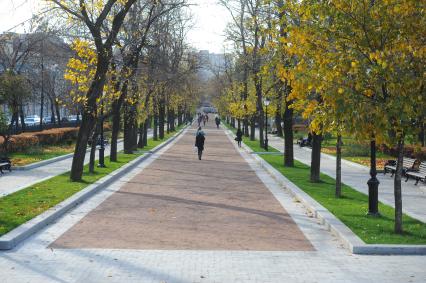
406 162 426 185
384 158 415 177
0 157 12 174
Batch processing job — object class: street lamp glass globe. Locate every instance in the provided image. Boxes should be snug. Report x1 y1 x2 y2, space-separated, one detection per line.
263 97 270 106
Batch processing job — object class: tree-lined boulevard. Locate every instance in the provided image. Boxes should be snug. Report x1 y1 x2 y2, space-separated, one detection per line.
0 0 425 282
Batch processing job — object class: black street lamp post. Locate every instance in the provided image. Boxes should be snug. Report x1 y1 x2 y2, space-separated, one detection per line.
263 97 270 151
367 138 380 216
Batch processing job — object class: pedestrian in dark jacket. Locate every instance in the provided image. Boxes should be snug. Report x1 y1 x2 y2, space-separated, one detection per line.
235 128 243 147
215 116 221 128
195 127 205 160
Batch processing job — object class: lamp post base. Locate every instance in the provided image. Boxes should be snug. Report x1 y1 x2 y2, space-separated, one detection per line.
367 177 380 216
98 147 106 168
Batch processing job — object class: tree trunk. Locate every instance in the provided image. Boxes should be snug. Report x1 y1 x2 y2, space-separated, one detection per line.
70 112 96 181
11 112 18 132
171 110 175 131
336 134 342 198
244 118 249 137
283 101 294 167
250 117 255 141
275 112 283 137
69 47 112 181
237 119 241 130
166 107 170 134
310 132 322 183
110 104 121 162
55 102 61 125
153 114 158 141
132 118 138 151
178 108 183 126
138 123 144 148
419 121 425 147
89 126 98 173
19 107 25 132
143 118 148 146
50 102 56 124
123 105 137 154
159 101 165 139
256 82 264 148
40 90 44 131
394 136 404 234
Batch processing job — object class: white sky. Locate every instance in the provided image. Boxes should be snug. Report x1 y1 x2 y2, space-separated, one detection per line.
0 0 39 32
0 0 231 54
187 0 232 53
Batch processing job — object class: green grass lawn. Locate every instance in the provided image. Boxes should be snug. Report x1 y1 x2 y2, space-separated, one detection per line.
226 122 426 244
8 126 184 166
9 130 117 166
261 155 426 244
9 143 75 166
224 122 279 153
0 127 184 237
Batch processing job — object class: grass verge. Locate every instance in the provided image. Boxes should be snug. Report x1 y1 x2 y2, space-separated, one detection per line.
9 143 75 166
8 130 123 167
224 123 426 244
224 122 279 153
0 127 184 237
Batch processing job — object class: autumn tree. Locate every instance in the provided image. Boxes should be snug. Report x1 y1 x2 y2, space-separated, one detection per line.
221 0 272 146
284 0 425 231
49 0 139 181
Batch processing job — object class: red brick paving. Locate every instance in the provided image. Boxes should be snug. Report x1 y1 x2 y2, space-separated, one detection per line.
50 122 314 251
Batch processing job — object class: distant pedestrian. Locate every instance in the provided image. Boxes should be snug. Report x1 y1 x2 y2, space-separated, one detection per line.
235 128 243 147
203 115 207 126
205 114 209 122
215 116 221 129
195 127 205 160
198 115 203 127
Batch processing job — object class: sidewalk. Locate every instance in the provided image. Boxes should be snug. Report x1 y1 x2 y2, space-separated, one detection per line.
0 131 152 197
255 130 426 223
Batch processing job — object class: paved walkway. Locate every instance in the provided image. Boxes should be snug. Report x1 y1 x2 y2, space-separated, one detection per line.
0 121 424 282
255 130 426 223
0 131 152 197
50 124 312 251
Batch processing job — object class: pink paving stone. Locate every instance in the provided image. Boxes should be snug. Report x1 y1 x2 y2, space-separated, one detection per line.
50 122 314 251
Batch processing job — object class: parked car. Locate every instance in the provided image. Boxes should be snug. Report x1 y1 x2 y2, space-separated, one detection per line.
68 115 78 122
43 117 52 124
24 115 40 126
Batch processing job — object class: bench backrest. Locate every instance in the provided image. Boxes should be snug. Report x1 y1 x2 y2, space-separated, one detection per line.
402 158 415 168
419 162 426 174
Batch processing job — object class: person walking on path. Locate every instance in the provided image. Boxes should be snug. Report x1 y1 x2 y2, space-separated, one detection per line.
198 114 203 127
203 115 207 126
235 128 243 147
215 116 221 129
195 127 206 160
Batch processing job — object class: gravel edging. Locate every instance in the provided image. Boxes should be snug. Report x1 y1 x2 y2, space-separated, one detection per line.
0 127 188 250
223 126 426 255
